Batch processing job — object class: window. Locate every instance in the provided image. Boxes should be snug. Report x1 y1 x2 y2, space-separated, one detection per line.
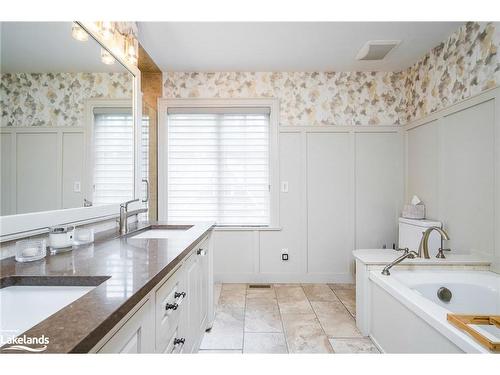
166 107 271 226
92 108 135 205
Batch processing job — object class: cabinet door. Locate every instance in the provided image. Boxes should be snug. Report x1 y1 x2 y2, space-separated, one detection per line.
198 240 209 332
182 252 202 353
98 299 154 353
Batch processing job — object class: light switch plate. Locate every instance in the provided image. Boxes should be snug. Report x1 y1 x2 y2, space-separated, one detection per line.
281 181 289 193
73 181 81 193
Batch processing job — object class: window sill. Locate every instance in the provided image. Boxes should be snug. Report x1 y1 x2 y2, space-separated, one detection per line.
213 226 282 232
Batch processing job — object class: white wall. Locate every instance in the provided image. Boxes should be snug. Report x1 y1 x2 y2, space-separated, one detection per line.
212 127 403 283
0 128 85 215
405 89 499 264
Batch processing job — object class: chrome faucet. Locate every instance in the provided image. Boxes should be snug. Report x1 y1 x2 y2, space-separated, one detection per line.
381 248 418 276
417 226 450 259
119 199 148 235
381 227 451 276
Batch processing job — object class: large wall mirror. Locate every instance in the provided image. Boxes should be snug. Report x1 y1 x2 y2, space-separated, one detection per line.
1 22 144 226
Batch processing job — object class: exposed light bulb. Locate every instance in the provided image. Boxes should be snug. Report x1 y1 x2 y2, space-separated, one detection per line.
71 24 88 42
101 21 114 40
100 48 115 65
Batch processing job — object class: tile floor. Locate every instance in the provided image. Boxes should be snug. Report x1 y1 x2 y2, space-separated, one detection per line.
199 283 380 354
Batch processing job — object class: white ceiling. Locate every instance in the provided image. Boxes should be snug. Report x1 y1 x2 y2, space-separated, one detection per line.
1 22 128 73
138 22 462 72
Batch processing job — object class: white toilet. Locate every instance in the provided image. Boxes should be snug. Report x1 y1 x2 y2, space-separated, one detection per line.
398 218 443 256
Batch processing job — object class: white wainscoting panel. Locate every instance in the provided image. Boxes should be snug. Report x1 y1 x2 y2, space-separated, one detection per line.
355 132 403 249
1 128 85 216
405 89 499 261
62 133 85 209
212 230 257 279
0 133 13 215
207 127 405 283
16 132 60 214
439 100 495 255
306 132 353 276
406 120 439 220
259 132 304 275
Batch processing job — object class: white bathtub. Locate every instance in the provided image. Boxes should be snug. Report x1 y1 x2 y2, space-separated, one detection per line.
369 270 500 353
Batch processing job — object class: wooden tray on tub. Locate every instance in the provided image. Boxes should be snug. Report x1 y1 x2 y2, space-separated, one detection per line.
447 314 500 352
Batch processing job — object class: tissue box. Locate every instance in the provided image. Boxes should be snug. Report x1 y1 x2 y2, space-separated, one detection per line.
402 204 425 219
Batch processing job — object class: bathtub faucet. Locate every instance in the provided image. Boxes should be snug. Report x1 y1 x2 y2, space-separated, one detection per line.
381 249 418 276
418 227 450 259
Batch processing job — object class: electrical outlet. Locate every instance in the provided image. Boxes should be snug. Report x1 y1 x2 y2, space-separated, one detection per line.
281 249 289 261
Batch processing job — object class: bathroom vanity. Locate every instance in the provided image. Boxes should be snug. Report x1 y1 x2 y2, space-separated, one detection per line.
0 222 214 353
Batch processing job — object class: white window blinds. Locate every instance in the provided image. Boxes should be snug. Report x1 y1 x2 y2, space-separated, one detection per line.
93 109 134 205
167 109 270 226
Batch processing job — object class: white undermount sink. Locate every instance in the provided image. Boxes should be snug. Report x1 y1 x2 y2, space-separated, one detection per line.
131 226 193 239
0 285 95 343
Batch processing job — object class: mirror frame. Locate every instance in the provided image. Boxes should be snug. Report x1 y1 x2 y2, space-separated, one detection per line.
0 22 143 241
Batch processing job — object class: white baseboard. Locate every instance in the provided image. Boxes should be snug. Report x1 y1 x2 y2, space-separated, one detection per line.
369 334 385 353
214 272 354 284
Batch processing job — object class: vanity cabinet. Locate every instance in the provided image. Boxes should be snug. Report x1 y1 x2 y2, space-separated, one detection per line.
97 299 155 353
94 234 213 354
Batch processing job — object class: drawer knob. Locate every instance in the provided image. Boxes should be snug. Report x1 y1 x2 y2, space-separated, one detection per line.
166 302 179 310
197 248 206 256
173 338 185 346
174 291 186 299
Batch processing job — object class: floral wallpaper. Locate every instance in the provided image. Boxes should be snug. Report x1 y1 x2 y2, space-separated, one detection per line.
164 71 407 126
3 23 499 128
164 22 500 126
403 22 500 122
0 72 132 127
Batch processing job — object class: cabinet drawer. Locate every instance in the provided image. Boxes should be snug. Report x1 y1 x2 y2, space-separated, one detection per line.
162 325 186 354
155 268 186 352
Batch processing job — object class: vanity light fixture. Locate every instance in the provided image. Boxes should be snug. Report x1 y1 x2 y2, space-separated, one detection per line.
101 21 114 40
125 36 138 65
71 23 88 42
100 48 115 65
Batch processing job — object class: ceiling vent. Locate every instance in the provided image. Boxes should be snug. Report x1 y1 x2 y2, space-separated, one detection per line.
356 40 401 61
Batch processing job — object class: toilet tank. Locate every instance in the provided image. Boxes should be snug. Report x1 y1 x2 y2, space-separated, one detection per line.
398 218 442 255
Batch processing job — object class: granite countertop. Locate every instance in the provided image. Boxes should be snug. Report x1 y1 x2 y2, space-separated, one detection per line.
0 221 214 353
353 248 492 266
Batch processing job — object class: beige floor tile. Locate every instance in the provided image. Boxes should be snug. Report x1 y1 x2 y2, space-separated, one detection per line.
198 349 243 354
221 283 247 292
302 284 340 302
276 286 313 314
328 283 356 291
310 301 361 337
200 304 244 350
246 288 276 300
329 338 379 353
219 294 246 308
281 313 333 353
273 283 301 288
219 284 246 308
243 333 288 353
245 298 282 333
333 289 356 317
